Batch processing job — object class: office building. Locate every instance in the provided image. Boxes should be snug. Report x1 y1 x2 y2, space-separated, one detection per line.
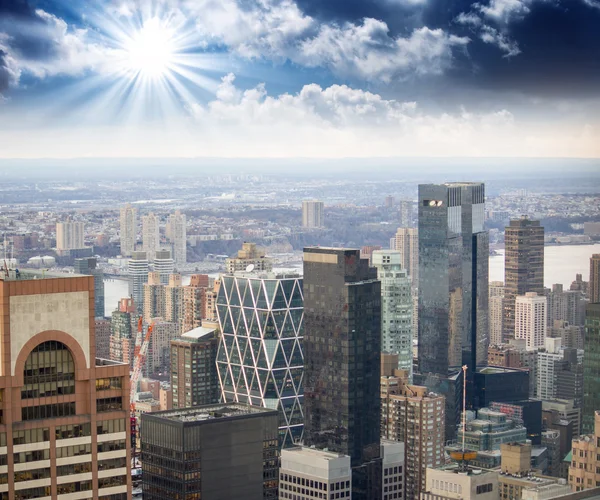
55 219 85 254
141 403 279 499
0 269 131 499
110 297 136 368
504 217 545 339
381 364 445 500
153 249 174 284
569 411 600 491
143 272 165 322
473 366 530 410
164 273 184 329
542 429 561 477
226 242 273 274
418 182 488 438
487 342 537 398
516 292 547 350
490 400 542 446
216 271 304 447
171 326 219 408
74 257 105 318
128 251 149 315
120 203 137 257
279 447 352 500
167 210 187 265
421 465 499 500
391 227 419 284
302 200 324 228
590 255 600 304
381 440 405 500
182 274 210 333
399 200 413 228
373 250 414 378
583 303 600 433
547 284 587 329
303 247 382 499
489 282 505 347
142 212 160 263
543 400 582 440
95 317 112 360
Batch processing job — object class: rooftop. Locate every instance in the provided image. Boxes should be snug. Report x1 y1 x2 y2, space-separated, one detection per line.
151 402 275 423
180 326 217 341
1 268 87 281
283 446 349 461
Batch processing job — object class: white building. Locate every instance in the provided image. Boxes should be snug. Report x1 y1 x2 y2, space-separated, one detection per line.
279 447 351 500
167 210 187 265
153 249 174 285
56 220 85 252
489 282 505 346
302 200 324 228
390 227 419 286
515 292 547 351
142 212 160 263
128 251 149 315
373 250 414 379
421 466 499 500
537 338 563 401
382 440 405 500
120 203 137 257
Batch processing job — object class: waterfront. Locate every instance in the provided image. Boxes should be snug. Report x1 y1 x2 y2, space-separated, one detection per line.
104 243 600 316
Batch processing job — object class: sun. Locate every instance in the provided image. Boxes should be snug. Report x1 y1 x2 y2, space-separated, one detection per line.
125 18 175 78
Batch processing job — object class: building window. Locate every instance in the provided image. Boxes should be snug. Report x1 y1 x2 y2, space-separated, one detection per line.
55 423 91 440
21 341 75 399
21 402 76 421
97 397 123 412
96 377 123 391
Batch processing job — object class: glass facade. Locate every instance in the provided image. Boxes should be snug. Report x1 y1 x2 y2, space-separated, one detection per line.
22 341 75 399
302 248 381 469
583 304 600 433
216 274 304 448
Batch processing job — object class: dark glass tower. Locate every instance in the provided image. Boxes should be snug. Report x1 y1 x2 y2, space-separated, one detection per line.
417 182 489 439
303 248 382 499
583 303 600 433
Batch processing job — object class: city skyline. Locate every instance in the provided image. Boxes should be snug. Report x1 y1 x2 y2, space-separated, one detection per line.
1 0 599 158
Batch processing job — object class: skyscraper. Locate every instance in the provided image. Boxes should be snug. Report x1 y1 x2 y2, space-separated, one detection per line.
303 247 382 498
141 403 279 499
55 219 85 253
372 250 413 379
417 182 488 434
142 212 160 262
171 326 219 408
504 217 544 339
120 203 137 257
515 292 547 350
167 210 187 265
110 297 136 367
216 271 304 447
165 273 184 328
582 303 600 433
182 274 210 333
489 281 505 346
143 271 165 322
128 251 149 314
153 249 174 284
390 227 419 285
590 254 600 304
302 200 324 228
0 269 131 499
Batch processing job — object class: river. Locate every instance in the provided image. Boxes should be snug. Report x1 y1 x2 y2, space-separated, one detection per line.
104 243 600 316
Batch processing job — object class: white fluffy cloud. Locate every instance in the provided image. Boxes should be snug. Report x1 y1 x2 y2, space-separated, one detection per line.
186 0 468 80
479 25 521 56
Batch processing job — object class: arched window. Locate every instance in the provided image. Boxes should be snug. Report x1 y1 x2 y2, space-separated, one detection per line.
22 341 75 399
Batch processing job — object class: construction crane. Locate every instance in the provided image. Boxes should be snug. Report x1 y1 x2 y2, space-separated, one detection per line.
130 319 154 468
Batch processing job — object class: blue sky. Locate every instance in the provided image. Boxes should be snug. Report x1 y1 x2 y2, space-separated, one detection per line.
0 0 599 158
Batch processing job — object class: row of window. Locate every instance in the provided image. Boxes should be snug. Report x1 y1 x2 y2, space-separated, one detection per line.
22 402 76 421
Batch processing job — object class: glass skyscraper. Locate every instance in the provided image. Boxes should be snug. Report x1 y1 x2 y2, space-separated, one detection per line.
216 272 304 448
303 247 382 500
583 303 600 433
417 182 489 439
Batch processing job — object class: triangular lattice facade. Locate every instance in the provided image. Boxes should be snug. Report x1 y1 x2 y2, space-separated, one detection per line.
216 274 304 448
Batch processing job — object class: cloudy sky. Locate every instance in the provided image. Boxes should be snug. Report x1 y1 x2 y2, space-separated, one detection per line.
1 0 599 158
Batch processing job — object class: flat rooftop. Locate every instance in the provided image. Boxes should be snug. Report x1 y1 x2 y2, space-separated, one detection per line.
1 268 87 281
180 326 217 341
283 446 349 461
153 403 275 423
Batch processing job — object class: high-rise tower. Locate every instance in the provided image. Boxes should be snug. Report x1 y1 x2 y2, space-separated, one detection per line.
417 182 488 439
119 204 137 257
583 303 600 433
142 212 160 263
167 210 187 265
302 200 324 229
504 216 544 339
590 254 600 304
128 251 149 315
390 227 419 285
303 247 382 499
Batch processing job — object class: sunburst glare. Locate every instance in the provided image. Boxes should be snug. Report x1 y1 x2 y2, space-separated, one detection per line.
124 17 175 78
